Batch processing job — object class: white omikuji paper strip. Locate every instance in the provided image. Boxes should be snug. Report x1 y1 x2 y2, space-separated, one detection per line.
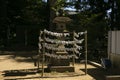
44 29 70 37
44 43 82 52
38 29 86 59
45 37 84 44
74 31 87 37
44 52 79 59
44 29 87 38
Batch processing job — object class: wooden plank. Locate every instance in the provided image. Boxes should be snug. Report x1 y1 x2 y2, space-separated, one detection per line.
106 75 120 80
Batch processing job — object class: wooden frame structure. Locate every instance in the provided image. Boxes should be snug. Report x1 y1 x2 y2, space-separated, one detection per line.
38 30 88 77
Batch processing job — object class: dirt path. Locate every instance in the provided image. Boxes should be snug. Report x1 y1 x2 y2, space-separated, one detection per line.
0 55 106 80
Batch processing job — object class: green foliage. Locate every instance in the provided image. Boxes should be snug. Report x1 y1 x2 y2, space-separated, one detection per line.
48 0 110 59
7 0 49 27
114 0 120 29
105 0 120 29
52 0 66 11
51 0 66 16
68 10 109 60
0 0 120 60
0 0 49 48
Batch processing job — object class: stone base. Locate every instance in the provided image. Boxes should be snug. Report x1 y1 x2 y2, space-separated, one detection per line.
50 51 70 66
50 58 70 66
48 66 74 72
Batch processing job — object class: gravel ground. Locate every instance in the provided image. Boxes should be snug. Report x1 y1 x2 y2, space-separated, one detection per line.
0 55 105 80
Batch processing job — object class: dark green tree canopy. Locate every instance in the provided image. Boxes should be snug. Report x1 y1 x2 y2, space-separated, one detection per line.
0 0 120 60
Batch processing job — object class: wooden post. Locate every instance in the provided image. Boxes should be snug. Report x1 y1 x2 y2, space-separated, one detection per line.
41 31 45 77
38 44 40 69
85 31 87 75
72 31 75 67
38 31 42 69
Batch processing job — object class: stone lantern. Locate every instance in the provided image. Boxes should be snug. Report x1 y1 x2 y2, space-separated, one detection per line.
53 16 72 32
48 16 74 72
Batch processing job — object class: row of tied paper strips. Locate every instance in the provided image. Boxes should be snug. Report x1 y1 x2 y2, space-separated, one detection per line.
38 29 87 59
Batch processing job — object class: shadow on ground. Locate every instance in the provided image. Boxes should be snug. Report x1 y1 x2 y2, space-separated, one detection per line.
2 68 40 76
80 62 120 80
2 68 81 80
81 68 106 80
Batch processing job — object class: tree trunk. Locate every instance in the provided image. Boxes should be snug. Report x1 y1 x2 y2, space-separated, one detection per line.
47 0 56 31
